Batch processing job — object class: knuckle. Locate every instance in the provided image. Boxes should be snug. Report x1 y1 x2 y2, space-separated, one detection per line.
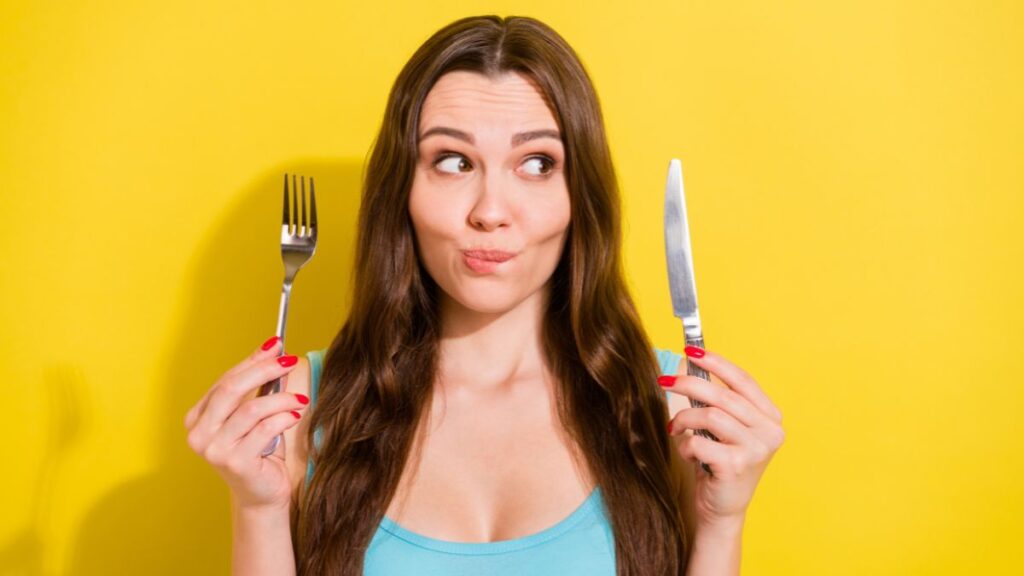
774 426 786 448
683 379 710 403
224 455 247 476
255 417 278 436
701 384 722 405
264 357 286 376
202 443 224 465
186 431 204 453
707 407 727 427
679 435 695 456
729 451 749 474
222 378 246 395
238 400 261 420
751 439 771 462
723 389 743 407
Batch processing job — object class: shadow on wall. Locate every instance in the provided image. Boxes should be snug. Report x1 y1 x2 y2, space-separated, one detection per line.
0 363 88 576
46 159 362 574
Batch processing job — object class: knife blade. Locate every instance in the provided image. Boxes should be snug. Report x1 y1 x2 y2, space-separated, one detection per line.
664 158 719 475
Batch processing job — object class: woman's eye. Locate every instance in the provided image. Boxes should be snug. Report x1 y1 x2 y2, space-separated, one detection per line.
521 156 554 176
434 154 471 174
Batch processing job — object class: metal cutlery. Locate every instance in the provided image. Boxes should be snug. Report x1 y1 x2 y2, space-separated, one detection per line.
664 158 719 475
258 173 318 457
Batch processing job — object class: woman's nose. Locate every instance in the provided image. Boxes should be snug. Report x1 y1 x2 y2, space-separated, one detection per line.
467 174 512 230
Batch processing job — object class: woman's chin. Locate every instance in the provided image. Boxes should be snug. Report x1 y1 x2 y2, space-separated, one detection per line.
454 298 517 316
440 289 529 317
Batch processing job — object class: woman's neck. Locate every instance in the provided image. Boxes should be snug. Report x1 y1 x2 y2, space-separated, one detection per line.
436 288 552 395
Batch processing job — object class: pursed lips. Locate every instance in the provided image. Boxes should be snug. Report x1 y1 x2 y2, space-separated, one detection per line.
461 249 517 262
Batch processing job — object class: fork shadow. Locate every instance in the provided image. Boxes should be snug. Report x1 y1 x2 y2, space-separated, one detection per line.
0 362 86 576
61 158 364 574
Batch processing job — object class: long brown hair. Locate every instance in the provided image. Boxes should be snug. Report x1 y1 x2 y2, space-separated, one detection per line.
294 15 692 575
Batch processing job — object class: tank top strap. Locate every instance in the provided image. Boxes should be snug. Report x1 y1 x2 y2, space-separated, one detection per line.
653 347 683 402
308 348 325 406
304 348 327 487
653 347 683 377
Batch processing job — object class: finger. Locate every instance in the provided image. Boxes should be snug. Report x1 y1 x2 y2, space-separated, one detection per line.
186 337 284 430
669 406 754 445
225 336 284 378
185 380 226 429
665 375 765 429
218 392 310 445
234 409 303 461
676 433 735 476
190 355 300 446
683 347 782 422
184 397 207 430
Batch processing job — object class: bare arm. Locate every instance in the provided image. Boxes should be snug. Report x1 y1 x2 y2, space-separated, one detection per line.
668 393 744 575
231 499 297 576
229 356 313 575
183 346 313 576
685 517 744 576
663 346 785 576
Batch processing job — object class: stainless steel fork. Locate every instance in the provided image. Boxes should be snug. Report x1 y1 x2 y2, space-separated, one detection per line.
259 173 318 457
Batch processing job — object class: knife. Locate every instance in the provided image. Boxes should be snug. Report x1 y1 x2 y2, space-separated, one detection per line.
664 158 719 475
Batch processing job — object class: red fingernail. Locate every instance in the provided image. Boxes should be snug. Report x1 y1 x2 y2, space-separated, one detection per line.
684 346 705 358
658 376 676 388
667 421 674 434
277 355 298 367
295 393 309 405
261 336 280 351
291 411 301 419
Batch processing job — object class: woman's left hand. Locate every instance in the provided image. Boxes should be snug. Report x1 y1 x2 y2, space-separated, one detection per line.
662 345 785 529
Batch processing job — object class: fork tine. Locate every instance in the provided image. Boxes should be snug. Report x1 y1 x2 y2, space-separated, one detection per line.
309 177 317 232
300 176 307 235
282 174 290 228
291 174 298 235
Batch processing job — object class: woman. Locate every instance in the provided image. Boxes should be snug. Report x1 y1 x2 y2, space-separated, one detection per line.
185 15 784 576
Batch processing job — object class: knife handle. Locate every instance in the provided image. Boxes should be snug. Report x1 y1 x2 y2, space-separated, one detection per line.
684 336 719 476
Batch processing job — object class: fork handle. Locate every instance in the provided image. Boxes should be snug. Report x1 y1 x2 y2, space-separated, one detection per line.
258 283 292 457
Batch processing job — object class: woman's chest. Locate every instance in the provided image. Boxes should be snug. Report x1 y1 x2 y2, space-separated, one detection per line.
384 393 595 543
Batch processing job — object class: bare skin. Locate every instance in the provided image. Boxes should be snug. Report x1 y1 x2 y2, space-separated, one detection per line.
281 354 695 542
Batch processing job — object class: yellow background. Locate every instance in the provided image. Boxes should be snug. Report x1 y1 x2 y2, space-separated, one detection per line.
3 1 1021 574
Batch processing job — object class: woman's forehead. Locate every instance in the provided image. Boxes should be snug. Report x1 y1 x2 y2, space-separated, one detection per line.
419 71 559 135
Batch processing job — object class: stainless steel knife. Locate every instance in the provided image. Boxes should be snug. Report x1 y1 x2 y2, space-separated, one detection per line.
664 158 719 475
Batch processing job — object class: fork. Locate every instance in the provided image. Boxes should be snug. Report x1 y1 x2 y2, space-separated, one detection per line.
258 173 318 457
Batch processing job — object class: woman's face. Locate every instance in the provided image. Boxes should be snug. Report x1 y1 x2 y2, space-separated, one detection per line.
409 70 570 316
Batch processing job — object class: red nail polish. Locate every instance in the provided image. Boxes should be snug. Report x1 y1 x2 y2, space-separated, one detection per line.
261 336 280 351
658 375 676 388
277 355 298 367
295 393 309 405
684 345 705 358
667 421 674 434
291 411 301 419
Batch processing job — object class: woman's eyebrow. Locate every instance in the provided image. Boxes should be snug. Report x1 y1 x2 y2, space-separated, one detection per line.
418 126 562 146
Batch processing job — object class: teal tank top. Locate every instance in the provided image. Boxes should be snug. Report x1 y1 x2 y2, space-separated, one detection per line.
303 347 683 575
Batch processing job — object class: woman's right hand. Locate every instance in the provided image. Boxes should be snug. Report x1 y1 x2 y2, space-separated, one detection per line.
184 336 309 511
